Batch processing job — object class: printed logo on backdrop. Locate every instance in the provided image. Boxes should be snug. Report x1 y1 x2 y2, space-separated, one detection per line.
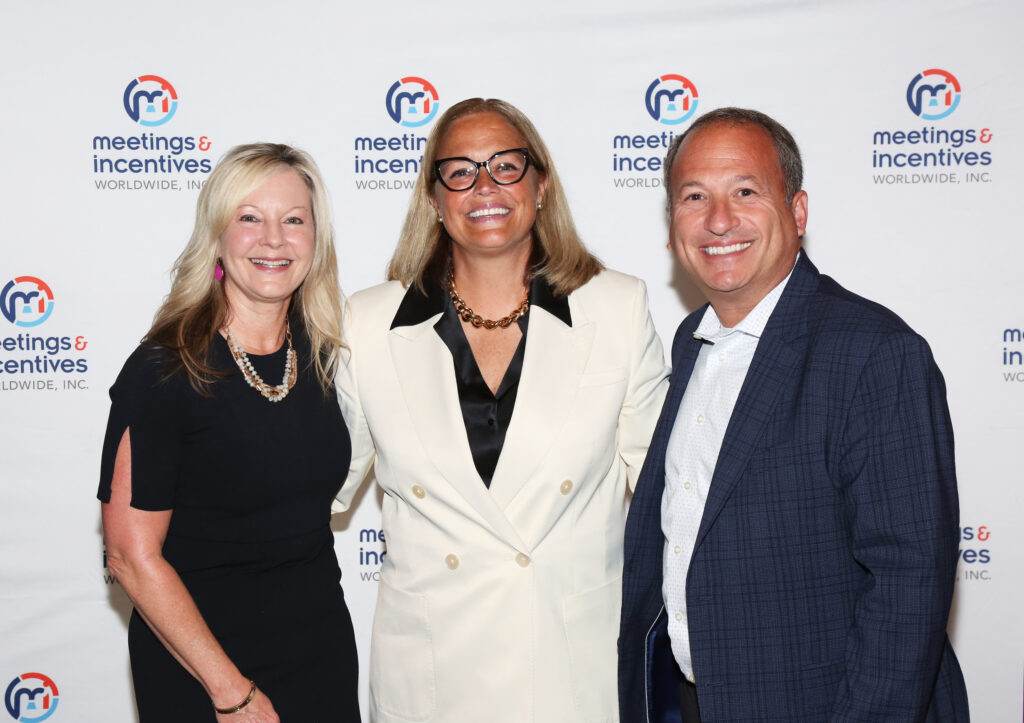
1 277 54 328
4 673 59 722
357 528 386 583
1 277 90 393
92 74 214 193
123 74 179 126
906 69 961 120
958 524 992 581
645 74 699 125
352 77 439 191
1002 327 1024 383
872 68 993 187
385 77 440 128
611 74 700 190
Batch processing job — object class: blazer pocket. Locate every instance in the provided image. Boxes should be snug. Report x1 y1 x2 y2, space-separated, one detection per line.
579 367 627 387
563 575 621 722
370 579 436 722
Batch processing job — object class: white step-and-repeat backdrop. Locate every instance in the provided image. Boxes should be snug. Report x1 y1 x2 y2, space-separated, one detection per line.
2 1 1020 720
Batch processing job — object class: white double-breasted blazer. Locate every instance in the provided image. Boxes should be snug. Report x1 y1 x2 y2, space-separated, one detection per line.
334 269 668 723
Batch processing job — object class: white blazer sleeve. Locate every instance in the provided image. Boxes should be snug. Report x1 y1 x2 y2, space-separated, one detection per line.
333 299 376 514
618 277 669 492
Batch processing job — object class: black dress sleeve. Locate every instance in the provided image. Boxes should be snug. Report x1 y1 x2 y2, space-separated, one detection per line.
97 345 184 510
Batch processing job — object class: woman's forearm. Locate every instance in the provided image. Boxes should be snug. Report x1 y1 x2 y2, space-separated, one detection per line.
106 550 252 709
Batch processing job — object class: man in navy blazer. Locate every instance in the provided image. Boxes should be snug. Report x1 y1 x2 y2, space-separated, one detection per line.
618 108 969 722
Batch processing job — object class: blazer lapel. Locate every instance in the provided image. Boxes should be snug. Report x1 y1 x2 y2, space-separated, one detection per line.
488 305 594 513
389 319 527 549
693 254 818 553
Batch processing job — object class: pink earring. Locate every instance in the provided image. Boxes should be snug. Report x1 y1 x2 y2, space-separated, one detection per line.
214 261 224 281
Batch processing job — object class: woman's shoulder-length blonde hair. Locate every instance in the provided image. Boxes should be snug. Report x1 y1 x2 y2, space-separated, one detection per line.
145 142 343 394
387 98 603 295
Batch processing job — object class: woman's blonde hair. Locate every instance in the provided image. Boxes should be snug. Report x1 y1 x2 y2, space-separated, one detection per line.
388 98 602 294
146 142 343 394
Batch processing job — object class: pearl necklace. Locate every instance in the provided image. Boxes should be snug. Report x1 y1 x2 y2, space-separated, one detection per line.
225 322 297 403
447 265 529 329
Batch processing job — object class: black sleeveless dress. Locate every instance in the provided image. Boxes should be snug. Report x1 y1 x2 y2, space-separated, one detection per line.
98 332 359 722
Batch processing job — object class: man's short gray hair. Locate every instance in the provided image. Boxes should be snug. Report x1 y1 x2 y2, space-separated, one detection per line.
663 107 803 204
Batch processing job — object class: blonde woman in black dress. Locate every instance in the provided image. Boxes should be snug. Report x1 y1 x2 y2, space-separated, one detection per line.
99 144 359 722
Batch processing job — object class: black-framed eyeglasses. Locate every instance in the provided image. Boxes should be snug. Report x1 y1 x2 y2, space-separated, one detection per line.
433 148 531 192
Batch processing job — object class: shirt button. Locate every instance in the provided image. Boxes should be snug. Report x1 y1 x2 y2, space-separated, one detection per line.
675 612 683 621
412 485 426 498
687 673 695 684
696 414 705 424
673 545 681 555
515 552 531 567
683 481 692 491
559 479 573 495
718 352 726 362
445 554 459 570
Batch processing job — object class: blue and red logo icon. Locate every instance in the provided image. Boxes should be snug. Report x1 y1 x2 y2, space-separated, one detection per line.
5 673 59 722
645 74 699 125
123 74 179 126
906 68 961 120
1 276 55 328
385 77 439 128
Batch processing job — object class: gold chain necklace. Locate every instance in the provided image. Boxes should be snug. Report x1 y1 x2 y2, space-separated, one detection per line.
225 322 297 403
447 265 529 329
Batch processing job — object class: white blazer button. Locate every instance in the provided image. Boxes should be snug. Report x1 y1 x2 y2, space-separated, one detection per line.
515 553 531 567
445 554 459 570
412 485 426 498
559 479 573 495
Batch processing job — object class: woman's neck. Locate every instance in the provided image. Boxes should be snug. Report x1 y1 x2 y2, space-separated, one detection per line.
222 297 290 355
450 247 531 319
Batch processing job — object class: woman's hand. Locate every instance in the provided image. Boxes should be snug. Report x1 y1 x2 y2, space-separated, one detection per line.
214 687 279 723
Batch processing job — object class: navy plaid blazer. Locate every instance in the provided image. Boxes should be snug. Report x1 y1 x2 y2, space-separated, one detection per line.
619 253 969 722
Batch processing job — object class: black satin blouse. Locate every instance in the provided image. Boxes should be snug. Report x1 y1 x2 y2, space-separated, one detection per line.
390 275 572 487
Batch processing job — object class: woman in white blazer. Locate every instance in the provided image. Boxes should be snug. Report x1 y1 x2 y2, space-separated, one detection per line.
335 98 668 723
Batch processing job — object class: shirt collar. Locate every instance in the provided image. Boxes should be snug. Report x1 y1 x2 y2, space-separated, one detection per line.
693 252 800 343
390 273 572 330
